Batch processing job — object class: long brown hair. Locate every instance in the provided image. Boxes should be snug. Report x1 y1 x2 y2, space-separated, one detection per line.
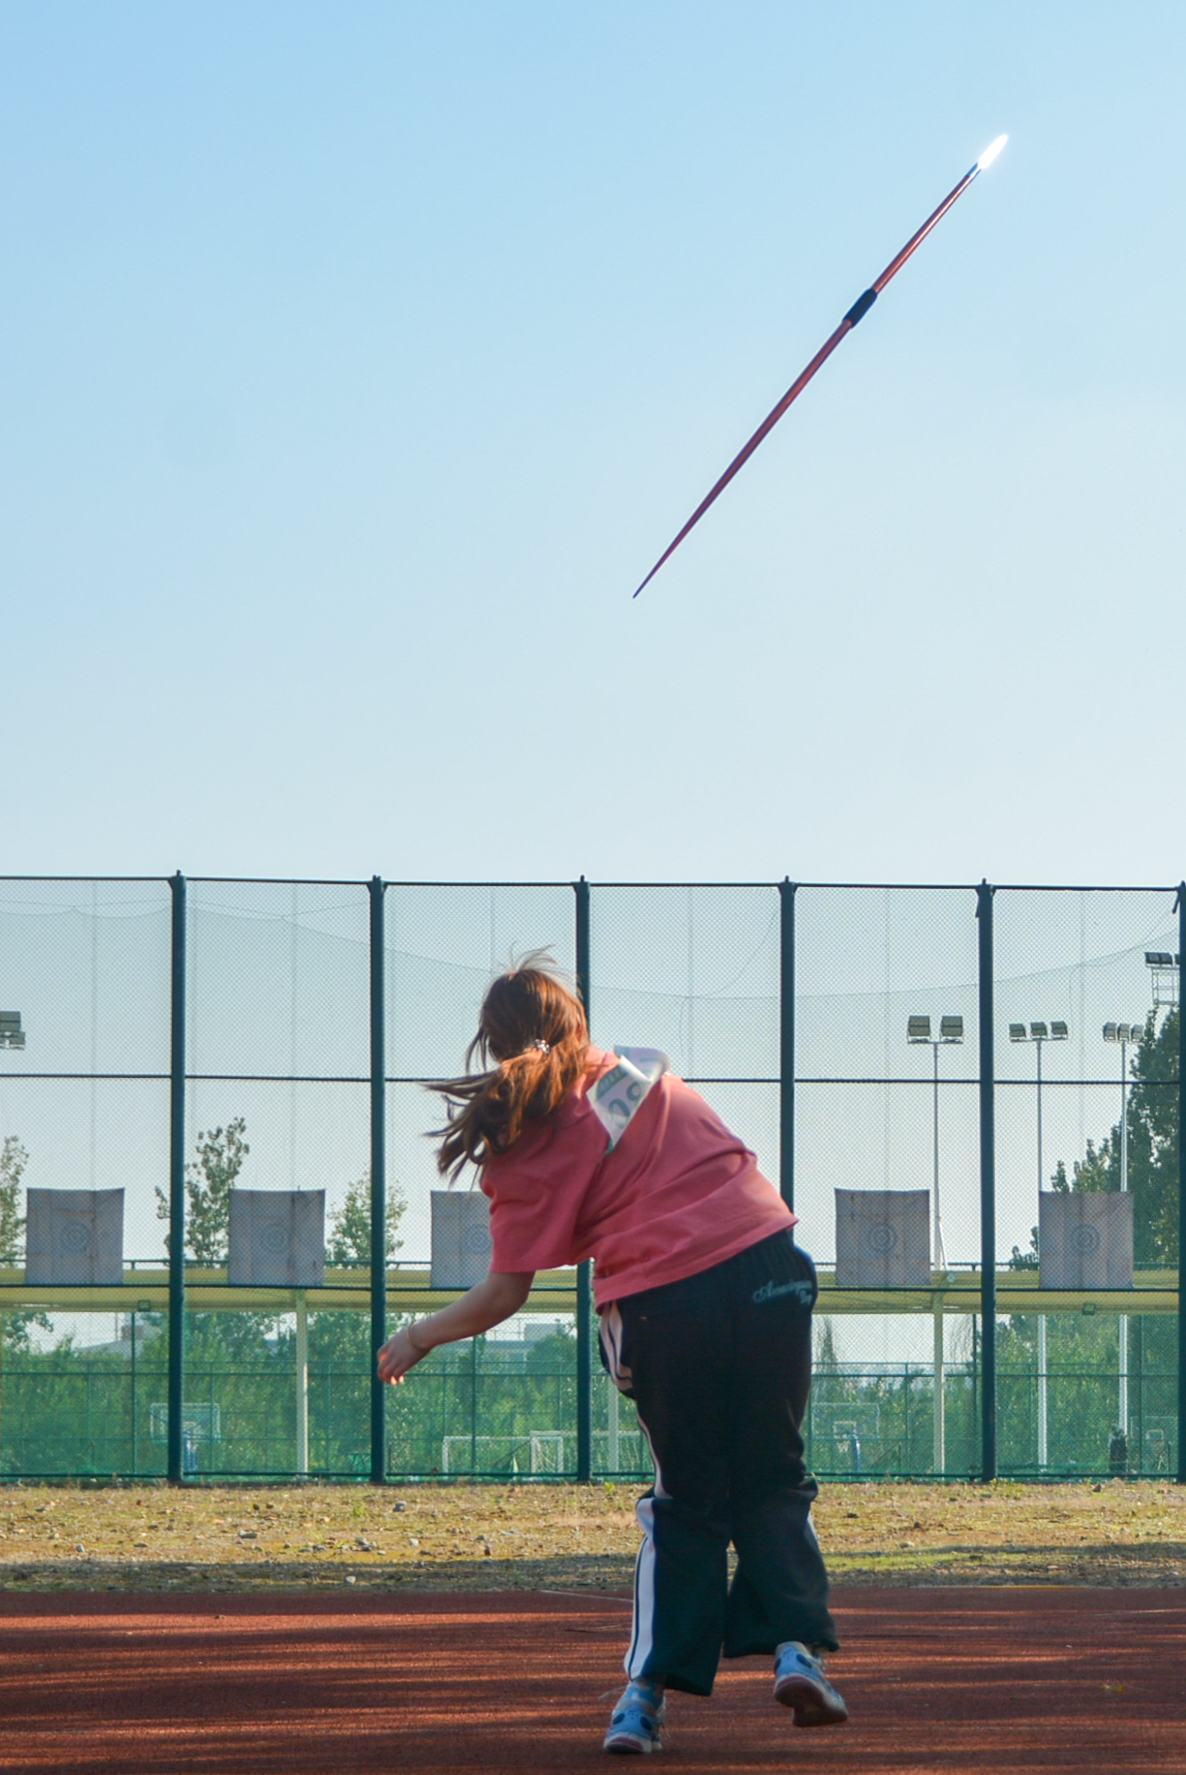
431 955 589 1180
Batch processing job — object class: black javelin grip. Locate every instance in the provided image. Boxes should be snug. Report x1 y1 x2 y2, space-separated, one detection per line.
631 137 1006 599
843 288 879 327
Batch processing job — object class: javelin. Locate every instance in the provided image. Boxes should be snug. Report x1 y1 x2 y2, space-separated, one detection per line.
633 134 1008 598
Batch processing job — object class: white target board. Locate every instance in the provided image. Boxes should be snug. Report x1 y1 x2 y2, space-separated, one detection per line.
227 1190 325 1287
835 1189 931 1288
431 1190 492 1290
25 1188 125 1286
1039 1191 1133 1290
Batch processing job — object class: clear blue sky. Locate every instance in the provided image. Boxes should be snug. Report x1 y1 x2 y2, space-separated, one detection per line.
3 2 1183 886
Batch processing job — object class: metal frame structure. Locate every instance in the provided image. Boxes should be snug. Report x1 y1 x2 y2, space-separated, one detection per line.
0 874 1182 1485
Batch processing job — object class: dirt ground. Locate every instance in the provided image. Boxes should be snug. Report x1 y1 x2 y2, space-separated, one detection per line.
0 1479 1183 1593
2 1588 1184 1774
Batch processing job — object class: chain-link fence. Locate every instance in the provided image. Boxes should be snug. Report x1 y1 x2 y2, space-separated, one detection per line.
0 877 1180 1482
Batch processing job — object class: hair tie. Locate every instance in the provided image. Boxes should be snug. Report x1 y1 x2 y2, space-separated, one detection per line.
532 1039 551 1054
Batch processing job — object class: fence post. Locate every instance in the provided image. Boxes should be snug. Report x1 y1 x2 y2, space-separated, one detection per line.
1177 883 1185 1485
778 879 796 1210
575 877 593 1482
976 880 997 1482
167 872 186 1486
369 877 387 1485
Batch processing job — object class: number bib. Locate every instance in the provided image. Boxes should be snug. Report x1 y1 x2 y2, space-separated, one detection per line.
588 1047 671 1151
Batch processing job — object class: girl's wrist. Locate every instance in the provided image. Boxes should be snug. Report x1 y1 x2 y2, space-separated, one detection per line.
406 1320 430 1356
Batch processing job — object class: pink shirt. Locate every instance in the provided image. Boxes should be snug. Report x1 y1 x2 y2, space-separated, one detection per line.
481 1047 795 1308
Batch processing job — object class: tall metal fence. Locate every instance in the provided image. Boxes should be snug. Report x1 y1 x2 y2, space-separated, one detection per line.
0 877 1181 1484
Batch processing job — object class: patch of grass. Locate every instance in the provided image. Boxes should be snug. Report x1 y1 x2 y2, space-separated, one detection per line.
0 1480 1182 1593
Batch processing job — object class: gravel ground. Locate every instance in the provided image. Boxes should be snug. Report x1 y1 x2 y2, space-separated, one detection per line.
0 1479 1182 1593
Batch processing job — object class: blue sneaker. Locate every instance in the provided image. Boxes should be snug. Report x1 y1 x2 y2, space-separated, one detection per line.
773 1642 848 1727
603 1681 666 1754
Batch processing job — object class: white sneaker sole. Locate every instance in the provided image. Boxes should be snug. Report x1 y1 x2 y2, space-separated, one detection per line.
603 1729 662 1754
773 1673 849 1728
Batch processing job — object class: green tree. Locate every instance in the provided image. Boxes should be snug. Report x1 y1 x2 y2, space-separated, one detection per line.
308 1175 410 1437
325 1171 406 1268
0 1136 28 1262
1048 1010 1178 1266
0 1136 51 1353
1127 1008 1179 1265
155 1118 249 1263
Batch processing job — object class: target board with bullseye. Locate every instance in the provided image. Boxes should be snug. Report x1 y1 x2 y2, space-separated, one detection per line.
25 1187 125 1286
834 1188 931 1288
227 1189 326 1288
1038 1192 1133 1291
431 1190 493 1291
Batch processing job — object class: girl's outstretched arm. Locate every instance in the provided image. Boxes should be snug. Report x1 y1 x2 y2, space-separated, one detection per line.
377 1269 535 1384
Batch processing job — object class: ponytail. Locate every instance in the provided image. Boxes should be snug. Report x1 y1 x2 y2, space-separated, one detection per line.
430 957 589 1180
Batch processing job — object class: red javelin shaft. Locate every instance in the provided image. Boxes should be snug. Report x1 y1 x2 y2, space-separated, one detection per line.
633 139 1006 598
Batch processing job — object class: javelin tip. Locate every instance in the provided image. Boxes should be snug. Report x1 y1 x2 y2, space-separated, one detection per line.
976 134 1008 172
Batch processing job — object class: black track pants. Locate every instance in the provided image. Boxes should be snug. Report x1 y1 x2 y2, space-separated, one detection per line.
599 1230 836 1697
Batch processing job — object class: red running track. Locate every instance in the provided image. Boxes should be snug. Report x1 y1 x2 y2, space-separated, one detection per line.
0 1587 1181 1773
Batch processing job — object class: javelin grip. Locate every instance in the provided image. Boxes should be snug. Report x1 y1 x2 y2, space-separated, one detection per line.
843 287 878 327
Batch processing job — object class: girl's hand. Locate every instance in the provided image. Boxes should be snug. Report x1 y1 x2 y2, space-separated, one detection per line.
377 1327 427 1385
374 1274 534 1385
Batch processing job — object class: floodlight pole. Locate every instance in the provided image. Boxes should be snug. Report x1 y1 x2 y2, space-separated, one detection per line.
908 1016 962 1475
1102 1023 1135 1438
930 1039 946 1478
1010 1018 1068 1471
929 1040 950 1272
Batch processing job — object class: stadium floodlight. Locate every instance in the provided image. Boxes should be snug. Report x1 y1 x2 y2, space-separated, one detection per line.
1102 1014 1142 1437
905 1005 970 1472
632 135 1008 597
1146 951 1179 1009
0 1012 25 1051
1009 1013 1069 1471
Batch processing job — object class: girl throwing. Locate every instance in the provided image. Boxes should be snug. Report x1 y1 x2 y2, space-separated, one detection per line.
377 959 846 1754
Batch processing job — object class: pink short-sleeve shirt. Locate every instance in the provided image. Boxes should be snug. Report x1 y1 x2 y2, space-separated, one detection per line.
480 1048 795 1309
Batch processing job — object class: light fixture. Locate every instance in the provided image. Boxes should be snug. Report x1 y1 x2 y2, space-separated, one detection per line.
1050 1021 1068 1041
907 1015 932 1042
0 1012 24 1051
1030 1022 1048 1040
1146 952 1179 1009
1009 1023 1027 1041
939 1016 964 1042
